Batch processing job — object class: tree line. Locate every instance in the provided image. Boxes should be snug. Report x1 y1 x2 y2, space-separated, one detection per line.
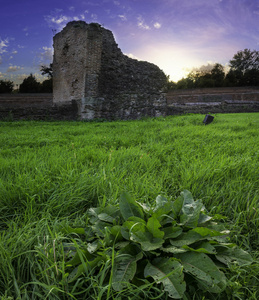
0 65 53 94
168 48 259 89
1 49 259 93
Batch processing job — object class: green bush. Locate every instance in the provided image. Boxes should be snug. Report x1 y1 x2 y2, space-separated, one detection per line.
61 191 253 299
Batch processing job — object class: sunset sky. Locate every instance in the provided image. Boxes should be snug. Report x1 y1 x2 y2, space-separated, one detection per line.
0 0 259 85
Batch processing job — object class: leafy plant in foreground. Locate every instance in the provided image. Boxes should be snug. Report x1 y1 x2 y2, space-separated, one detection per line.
62 191 253 299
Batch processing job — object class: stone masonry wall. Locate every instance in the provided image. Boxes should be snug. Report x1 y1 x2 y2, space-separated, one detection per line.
53 21 167 120
0 90 258 121
0 94 77 120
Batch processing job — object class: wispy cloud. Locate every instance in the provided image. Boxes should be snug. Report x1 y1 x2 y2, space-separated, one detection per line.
0 38 9 54
153 22 161 29
44 10 71 30
45 8 97 31
137 16 150 30
47 15 69 25
38 46 53 66
118 14 127 21
7 65 23 72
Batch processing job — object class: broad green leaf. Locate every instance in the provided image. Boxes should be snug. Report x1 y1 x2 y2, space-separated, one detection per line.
123 220 146 233
62 226 85 235
169 231 203 247
161 246 187 254
137 202 152 214
98 213 115 223
131 231 164 251
115 241 130 249
177 252 226 293
154 195 169 211
182 242 216 254
215 247 253 266
162 226 182 239
102 205 120 218
110 225 122 236
121 220 146 240
126 216 146 225
181 190 195 206
196 241 216 253
119 192 144 221
198 213 212 224
206 222 227 232
87 240 100 254
92 220 112 237
121 226 130 240
171 196 184 217
118 243 142 256
144 258 186 299
170 227 225 247
147 216 164 239
192 227 225 238
110 225 123 242
112 254 140 291
153 202 175 224
180 198 203 228
87 207 103 223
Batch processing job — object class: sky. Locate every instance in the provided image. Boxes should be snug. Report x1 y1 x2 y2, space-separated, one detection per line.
0 0 259 85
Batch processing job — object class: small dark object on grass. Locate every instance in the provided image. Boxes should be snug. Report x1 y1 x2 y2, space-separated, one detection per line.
203 114 214 125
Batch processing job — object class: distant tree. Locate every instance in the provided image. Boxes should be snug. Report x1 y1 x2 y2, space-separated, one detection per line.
176 77 194 89
39 63 53 92
211 63 225 87
225 69 241 87
187 63 225 88
19 74 40 93
165 75 177 90
40 63 53 78
228 49 259 86
0 80 14 93
40 78 53 93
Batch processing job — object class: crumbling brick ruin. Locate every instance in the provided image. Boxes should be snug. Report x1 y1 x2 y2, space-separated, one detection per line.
53 21 167 120
1 21 258 121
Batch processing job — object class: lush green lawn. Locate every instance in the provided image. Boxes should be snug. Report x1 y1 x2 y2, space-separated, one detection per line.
0 113 258 299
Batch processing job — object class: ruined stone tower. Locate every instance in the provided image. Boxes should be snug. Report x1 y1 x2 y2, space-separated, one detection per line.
53 21 167 120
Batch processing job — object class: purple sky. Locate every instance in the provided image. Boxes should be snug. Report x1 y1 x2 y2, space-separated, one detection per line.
0 0 259 84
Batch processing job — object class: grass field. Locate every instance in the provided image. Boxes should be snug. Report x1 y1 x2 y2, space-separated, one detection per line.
0 113 258 299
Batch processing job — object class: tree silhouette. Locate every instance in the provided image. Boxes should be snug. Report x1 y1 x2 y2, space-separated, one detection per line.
0 80 14 93
19 74 40 93
229 49 259 86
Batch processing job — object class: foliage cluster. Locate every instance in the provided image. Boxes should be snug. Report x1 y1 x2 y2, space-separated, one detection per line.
19 73 52 93
0 80 14 93
168 49 259 89
0 113 258 299
62 191 252 299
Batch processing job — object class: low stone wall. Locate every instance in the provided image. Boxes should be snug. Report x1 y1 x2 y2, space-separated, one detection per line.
0 90 259 121
166 88 259 115
0 94 77 120
167 91 259 104
167 100 259 115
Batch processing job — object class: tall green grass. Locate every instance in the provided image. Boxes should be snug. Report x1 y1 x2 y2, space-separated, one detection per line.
0 113 258 299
